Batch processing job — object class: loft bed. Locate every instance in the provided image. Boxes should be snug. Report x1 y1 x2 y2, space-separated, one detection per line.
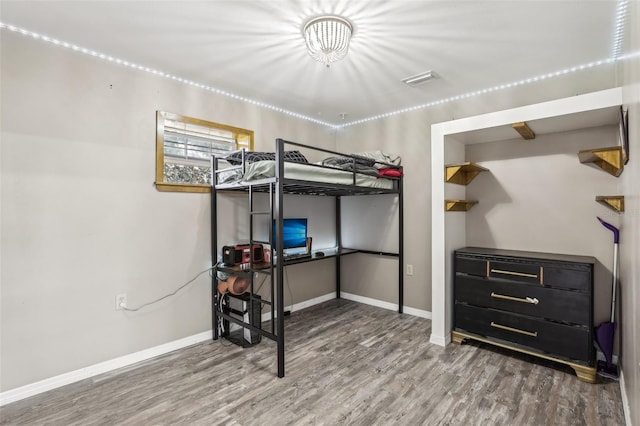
210 138 404 377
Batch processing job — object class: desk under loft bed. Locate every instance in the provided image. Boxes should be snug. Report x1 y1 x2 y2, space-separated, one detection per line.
211 138 404 377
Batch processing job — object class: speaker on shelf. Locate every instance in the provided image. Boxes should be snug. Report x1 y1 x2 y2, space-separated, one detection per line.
222 244 264 265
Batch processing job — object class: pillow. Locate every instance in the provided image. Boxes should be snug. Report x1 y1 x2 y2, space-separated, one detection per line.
283 150 309 164
226 151 274 165
322 155 375 168
226 150 309 165
378 168 403 177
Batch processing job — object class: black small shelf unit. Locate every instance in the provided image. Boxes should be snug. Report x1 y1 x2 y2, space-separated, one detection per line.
211 138 404 378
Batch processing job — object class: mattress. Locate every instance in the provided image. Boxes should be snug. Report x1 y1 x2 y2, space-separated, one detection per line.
217 160 394 189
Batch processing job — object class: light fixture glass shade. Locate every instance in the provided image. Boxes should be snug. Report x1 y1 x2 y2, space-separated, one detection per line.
303 15 353 67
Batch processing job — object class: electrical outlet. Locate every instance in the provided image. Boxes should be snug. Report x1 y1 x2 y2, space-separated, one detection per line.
406 264 414 276
115 293 127 310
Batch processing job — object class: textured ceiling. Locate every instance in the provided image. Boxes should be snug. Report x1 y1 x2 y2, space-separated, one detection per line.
0 1 627 125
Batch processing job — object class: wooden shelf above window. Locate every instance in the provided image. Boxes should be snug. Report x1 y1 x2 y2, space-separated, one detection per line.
445 162 490 185
577 146 623 177
595 196 625 213
445 200 478 212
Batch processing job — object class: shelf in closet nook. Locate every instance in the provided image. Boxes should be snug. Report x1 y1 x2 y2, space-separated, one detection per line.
577 146 624 177
595 195 625 213
445 162 490 185
445 200 478 212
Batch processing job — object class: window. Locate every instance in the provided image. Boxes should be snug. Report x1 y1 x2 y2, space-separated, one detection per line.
155 111 254 193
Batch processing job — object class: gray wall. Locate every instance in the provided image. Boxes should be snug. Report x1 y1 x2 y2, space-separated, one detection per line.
2 19 635 415
620 1 640 423
335 66 618 313
465 127 619 327
0 33 336 391
336 111 434 310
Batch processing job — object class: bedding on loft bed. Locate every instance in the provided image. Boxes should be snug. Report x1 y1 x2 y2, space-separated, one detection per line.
216 149 402 189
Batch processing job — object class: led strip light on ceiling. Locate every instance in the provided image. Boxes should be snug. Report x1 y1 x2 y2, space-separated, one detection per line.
612 0 629 58
0 23 336 128
0 4 633 129
342 57 622 128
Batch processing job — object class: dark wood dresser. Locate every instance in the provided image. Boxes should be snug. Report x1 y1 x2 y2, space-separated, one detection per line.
452 247 596 382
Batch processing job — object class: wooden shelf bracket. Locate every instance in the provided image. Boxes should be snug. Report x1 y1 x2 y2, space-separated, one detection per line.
578 146 624 177
512 122 536 140
445 162 490 185
445 199 478 212
595 196 625 213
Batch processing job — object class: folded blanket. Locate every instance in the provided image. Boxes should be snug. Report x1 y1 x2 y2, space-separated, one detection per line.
321 155 379 176
353 151 401 169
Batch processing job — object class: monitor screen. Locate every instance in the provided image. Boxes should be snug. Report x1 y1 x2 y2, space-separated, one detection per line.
273 218 307 250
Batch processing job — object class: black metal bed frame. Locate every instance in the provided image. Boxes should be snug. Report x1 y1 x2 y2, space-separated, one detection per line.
211 138 404 377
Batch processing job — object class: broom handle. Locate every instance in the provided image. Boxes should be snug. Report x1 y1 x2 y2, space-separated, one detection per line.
597 217 620 323
611 243 618 323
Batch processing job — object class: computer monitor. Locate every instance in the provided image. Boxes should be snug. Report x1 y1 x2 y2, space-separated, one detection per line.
273 218 307 250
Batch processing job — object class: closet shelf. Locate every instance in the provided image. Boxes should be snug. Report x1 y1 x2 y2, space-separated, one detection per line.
512 121 536 140
577 146 623 177
595 196 625 213
445 162 490 185
445 199 478 212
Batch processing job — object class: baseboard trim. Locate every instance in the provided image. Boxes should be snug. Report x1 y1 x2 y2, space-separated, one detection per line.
403 305 432 319
0 330 212 407
429 333 450 347
260 292 337 322
619 368 632 426
1 292 431 407
340 292 432 319
289 292 337 314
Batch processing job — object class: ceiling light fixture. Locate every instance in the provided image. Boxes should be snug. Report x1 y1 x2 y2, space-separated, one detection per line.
401 70 437 87
303 15 353 67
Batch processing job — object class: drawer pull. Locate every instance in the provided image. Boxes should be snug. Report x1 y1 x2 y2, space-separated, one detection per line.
491 292 539 305
491 268 538 279
490 322 538 337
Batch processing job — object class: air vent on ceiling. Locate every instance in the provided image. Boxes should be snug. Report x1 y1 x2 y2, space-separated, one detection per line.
401 70 437 87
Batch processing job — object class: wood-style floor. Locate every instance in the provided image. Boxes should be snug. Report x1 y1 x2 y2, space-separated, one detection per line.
0 300 625 425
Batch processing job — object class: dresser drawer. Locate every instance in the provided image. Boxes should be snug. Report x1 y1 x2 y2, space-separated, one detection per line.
455 256 487 277
544 266 591 291
455 304 592 363
488 261 542 284
455 275 590 325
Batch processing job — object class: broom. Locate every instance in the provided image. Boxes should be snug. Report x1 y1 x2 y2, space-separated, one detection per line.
595 217 619 379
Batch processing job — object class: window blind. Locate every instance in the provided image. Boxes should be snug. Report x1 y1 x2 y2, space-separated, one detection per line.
163 123 236 164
